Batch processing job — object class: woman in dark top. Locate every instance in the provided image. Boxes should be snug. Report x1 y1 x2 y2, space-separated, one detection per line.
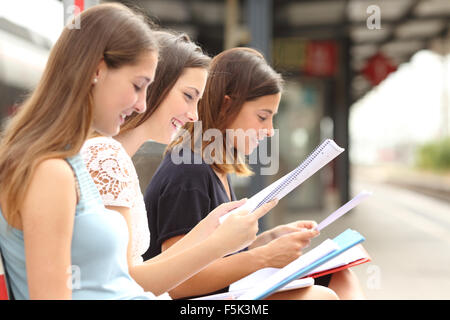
144 149 237 260
144 48 363 299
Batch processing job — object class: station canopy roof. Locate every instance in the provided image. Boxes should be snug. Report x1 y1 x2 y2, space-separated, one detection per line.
110 0 450 100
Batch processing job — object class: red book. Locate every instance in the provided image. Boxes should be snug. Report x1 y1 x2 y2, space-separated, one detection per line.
0 253 10 300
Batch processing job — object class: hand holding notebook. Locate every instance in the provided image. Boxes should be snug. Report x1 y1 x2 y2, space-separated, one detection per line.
220 139 345 223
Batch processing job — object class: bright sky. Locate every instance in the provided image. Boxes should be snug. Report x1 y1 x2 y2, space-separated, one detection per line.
350 50 450 165
0 0 64 43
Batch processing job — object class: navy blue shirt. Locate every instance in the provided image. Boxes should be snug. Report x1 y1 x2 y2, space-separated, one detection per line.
143 148 236 261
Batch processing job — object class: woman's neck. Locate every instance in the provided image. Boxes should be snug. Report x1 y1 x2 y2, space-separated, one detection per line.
114 124 152 157
212 166 228 182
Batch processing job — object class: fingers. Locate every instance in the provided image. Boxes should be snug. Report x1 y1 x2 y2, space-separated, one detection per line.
252 199 279 220
294 228 320 240
293 220 318 230
278 231 316 250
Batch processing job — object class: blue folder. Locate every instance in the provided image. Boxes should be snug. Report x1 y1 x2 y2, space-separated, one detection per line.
248 228 365 300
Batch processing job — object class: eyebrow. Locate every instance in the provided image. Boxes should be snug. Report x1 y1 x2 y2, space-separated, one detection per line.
260 109 277 115
137 76 152 85
186 86 200 97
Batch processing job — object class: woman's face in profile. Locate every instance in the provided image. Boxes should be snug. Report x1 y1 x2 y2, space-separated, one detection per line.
91 51 158 137
148 67 208 144
227 93 280 155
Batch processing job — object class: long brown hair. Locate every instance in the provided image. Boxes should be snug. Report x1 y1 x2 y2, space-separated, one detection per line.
0 3 157 224
167 47 283 176
120 30 211 133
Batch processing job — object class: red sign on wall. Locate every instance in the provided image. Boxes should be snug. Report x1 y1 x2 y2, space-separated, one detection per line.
304 41 338 77
74 0 85 11
362 53 397 86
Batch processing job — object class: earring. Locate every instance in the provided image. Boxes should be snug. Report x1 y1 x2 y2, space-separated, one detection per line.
92 78 98 84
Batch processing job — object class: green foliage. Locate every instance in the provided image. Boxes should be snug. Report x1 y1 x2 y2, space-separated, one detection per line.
416 138 450 171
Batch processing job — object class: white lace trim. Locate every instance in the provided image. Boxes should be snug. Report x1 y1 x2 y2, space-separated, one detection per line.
81 137 150 265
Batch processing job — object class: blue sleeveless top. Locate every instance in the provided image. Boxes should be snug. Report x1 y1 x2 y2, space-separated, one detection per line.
0 154 156 299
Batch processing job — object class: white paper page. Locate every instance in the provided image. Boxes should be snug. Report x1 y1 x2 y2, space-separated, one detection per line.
193 278 314 300
220 139 344 223
237 239 339 300
316 190 372 231
229 268 279 292
304 245 367 276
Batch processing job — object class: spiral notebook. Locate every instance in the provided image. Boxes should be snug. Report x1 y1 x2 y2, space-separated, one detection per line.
220 139 345 223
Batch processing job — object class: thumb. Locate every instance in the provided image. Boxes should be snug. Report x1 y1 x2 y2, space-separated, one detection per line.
214 198 247 218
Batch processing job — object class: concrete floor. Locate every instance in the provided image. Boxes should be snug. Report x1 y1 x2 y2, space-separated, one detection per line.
281 179 450 300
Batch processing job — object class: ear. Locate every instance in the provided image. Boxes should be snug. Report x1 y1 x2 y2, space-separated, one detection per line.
93 58 108 82
222 95 232 108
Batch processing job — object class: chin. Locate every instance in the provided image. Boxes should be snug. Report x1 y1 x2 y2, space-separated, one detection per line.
94 126 118 137
245 148 255 156
237 145 252 156
247 143 260 155
109 126 121 137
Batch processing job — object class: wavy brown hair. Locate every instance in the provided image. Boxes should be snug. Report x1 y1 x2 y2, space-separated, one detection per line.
0 3 157 224
167 47 283 176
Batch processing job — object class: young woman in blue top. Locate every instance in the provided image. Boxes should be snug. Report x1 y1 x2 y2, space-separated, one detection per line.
0 4 267 299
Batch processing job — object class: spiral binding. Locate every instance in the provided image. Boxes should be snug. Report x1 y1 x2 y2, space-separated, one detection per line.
252 139 332 211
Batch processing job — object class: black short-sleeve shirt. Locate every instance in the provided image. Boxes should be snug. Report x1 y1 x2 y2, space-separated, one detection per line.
142 149 236 261
142 148 333 292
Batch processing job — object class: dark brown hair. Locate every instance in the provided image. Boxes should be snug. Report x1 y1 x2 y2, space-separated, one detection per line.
168 47 283 176
120 30 211 133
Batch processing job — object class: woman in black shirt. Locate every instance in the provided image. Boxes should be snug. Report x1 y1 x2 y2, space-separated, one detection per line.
144 48 363 299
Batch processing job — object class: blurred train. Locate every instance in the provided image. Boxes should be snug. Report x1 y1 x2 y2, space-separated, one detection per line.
0 17 51 124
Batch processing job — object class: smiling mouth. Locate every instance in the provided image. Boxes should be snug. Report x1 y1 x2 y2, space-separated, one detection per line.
171 118 184 129
120 111 132 122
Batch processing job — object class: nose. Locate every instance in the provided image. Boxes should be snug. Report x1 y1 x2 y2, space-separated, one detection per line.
265 121 275 138
134 92 147 114
186 109 198 122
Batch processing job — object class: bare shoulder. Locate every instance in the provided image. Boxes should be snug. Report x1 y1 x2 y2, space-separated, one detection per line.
30 158 77 198
35 158 74 177
21 158 77 223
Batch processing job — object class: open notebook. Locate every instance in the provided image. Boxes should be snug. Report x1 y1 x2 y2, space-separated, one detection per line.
220 139 345 223
224 191 373 298
237 229 365 300
192 277 314 300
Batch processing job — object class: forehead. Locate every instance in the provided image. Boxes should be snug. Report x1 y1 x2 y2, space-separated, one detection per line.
245 93 281 113
122 51 158 75
175 68 208 87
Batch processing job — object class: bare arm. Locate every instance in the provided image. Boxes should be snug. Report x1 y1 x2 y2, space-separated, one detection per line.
161 235 266 299
149 198 247 262
161 219 319 298
21 159 77 299
106 205 225 295
110 200 276 296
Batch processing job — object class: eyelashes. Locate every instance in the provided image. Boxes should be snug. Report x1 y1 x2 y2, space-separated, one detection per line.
184 92 193 101
258 115 267 122
133 84 142 92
